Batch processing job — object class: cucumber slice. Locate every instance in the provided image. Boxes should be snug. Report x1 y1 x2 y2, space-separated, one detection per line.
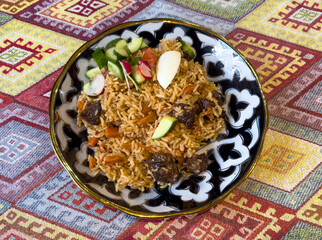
140 41 148 49
85 67 101 79
92 48 107 69
108 61 125 81
115 39 127 49
105 47 118 62
180 40 196 59
131 65 145 84
152 115 178 140
106 38 123 49
114 48 129 59
127 37 143 53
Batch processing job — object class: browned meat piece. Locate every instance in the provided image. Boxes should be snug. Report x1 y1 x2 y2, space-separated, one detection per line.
145 152 180 184
183 153 209 174
212 90 224 107
195 98 215 114
79 101 102 125
173 103 196 129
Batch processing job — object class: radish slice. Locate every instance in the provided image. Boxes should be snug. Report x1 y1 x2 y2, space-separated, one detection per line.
156 51 181 89
121 60 132 74
83 73 105 96
139 60 152 80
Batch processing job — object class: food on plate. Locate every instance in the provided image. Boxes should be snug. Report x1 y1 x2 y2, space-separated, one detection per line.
77 37 225 191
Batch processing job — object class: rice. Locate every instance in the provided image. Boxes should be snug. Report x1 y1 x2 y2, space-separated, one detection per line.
77 39 225 191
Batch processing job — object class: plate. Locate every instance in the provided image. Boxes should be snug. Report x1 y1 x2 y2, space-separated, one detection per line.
49 19 268 218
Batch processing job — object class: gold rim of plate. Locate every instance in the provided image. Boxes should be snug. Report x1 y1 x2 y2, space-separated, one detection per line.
49 18 269 218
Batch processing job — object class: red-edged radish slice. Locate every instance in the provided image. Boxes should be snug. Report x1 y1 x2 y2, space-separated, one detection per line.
156 51 181 89
83 73 105 96
138 60 152 80
121 60 132 74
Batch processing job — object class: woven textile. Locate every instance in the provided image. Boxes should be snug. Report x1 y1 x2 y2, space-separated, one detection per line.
0 0 321 239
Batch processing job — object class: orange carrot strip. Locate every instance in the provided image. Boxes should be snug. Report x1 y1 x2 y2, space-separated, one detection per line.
88 155 96 170
142 105 151 116
137 111 157 126
99 145 106 153
88 137 99 147
177 158 185 164
183 84 196 95
77 101 84 111
104 155 124 164
104 128 120 138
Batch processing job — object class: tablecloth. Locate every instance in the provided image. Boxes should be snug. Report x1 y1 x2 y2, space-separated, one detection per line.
0 0 321 239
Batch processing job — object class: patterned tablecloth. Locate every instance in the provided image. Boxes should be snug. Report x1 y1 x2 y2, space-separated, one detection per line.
0 0 321 239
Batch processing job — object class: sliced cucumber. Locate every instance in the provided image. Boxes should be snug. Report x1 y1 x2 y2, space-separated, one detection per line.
105 47 118 62
131 65 145 84
152 115 178 140
179 40 196 59
114 48 129 59
140 41 148 49
106 38 124 49
115 39 127 49
92 48 107 69
127 37 143 53
85 67 101 79
108 61 125 81
130 56 142 65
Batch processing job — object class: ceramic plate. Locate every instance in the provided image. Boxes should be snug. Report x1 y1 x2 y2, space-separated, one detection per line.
49 19 268 218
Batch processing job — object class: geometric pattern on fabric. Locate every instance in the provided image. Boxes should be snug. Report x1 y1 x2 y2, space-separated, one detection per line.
117 189 297 240
0 153 62 203
0 19 84 96
225 28 321 100
0 12 12 26
0 0 38 14
239 164 321 210
0 102 49 130
128 0 236 37
296 188 322 227
0 120 51 179
268 59 322 132
0 199 11 214
15 67 63 112
281 220 322 240
48 181 119 219
291 77 322 115
15 170 137 240
0 92 14 108
237 0 321 49
167 0 264 23
0 207 94 240
16 0 155 41
249 129 321 192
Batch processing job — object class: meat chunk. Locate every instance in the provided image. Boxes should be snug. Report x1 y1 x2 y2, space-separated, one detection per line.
80 101 102 125
195 98 215 114
173 104 196 129
183 153 209 174
145 152 180 184
212 90 224 107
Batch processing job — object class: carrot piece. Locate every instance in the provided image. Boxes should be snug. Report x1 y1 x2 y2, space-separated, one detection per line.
104 128 120 138
177 157 185 164
88 155 96 170
142 105 151 116
99 144 106 153
77 101 84 111
183 84 196 95
137 111 157 126
88 137 99 147
104 155 124 163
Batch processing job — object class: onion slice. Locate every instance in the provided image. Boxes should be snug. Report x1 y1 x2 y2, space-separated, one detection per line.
139 60 152 80
83 73 105 96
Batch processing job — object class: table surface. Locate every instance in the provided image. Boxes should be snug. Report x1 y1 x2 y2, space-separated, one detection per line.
0 0 321 239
